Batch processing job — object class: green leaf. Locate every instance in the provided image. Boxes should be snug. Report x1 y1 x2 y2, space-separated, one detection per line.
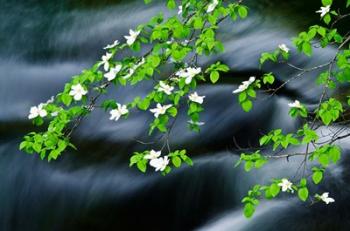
247 89 256 98
137 98 151 110
263 73 275 84
19 141 28 150
323 14 331 24
61 94 72 106
319 154 329 167
193 17 204 29
137 160 147 173
243 203 255 218
317 27 326 37
269 183 280 197
48 150 60 161
149 55 161 67
241 100 253 112
210 71 220 83
329 145 341 163
300 178 307 187
255 159 266 169
129 153 143 166
302 42 312 56
181 155 193 166
168 107 178 117
238 6 248 19
33 142 42 153
312 171 323 184
320 112 332 125
298 187 309 201
259 135 271 146
166 0 176 10
244 161 253 172
322 0 332 6
172 156 181 168
238 92 247 103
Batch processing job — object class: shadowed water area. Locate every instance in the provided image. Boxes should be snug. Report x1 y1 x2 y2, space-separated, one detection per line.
1 0 350 230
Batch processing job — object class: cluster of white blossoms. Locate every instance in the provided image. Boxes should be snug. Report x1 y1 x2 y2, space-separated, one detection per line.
104 64 122 81
144 150 169 171
101 29 143 81
232 76 256 94
175 67 202 84
28 103 48 120
124 29 140 46
97 29 146 124
150 103 172 118
318 192 335 204
278 178 294 192
28 96 59 120
278 179 336 204
188 92 205 104
207 0 219 13
316 5 330 18
109 103 129 122
100 52 113 71
157 81 174 95
288 100 303 109
69 83 88 101
278 44 290 53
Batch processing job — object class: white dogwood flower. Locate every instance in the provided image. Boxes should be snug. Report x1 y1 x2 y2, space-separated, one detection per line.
175 69 187 77
319 192 335 204
279 44 290 53
232 76 256 94
104 64 122 81
189 92 205 104
178 5 183 15
150 156 170 171
104 40 119 50
278 178 293 192
124 29 141 46
28 103 47 119
150 103 172 118
176 67 202 84
157 81 174 95
207 0 219 13
288 100 302 109
100 52 113 71
144 150 161 160
69 84 88 101
109 104 129 121
316 5 330 18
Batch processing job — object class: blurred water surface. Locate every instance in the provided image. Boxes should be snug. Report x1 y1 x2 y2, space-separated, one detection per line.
1 0 349 230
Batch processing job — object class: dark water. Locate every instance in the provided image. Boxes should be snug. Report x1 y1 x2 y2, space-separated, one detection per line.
1 0 350 230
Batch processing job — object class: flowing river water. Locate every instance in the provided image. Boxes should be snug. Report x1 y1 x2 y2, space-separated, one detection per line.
1 0 350 230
